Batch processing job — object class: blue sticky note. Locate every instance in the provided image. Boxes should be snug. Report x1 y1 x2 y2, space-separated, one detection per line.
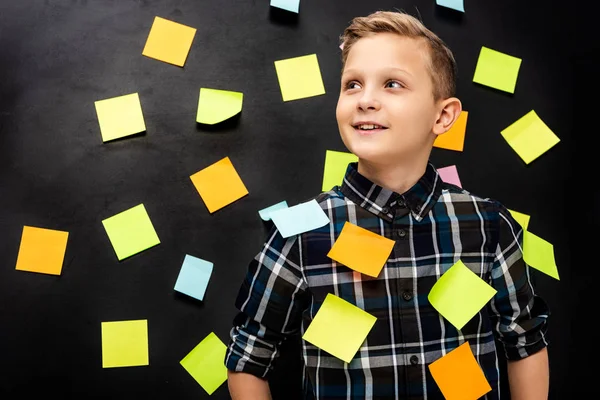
436 0 464 12
270 0 300 13
174 254 214 301
258 200 289 221
269 199 330 238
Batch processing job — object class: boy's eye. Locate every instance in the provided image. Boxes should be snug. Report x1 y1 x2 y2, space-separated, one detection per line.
385 80 403 89
345 81 361 90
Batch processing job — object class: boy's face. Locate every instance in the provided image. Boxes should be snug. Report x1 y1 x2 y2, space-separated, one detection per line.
336 33 443 166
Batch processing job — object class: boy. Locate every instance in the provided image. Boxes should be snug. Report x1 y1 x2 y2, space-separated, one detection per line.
225 10 550 400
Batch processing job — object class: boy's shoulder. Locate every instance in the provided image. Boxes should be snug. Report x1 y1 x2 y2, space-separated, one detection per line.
300 186 348 210
438 182 516 221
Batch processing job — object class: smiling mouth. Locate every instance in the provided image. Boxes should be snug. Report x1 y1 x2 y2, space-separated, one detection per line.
353 124 388 134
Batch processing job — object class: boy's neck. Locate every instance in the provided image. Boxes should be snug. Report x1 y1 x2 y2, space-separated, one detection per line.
357 159 427 195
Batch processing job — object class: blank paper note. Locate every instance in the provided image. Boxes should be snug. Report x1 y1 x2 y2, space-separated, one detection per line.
101 319 149 368
274 54 326 101
501 110 560 164
270 0 300 13
433 110 468 152
180 332 228 395
269 199 330 238
15 226 69 276
322 150 358 191
302 293 377 363
436 0 464 12
101 204 161 261
174 254 214 301
94 93 146 142
523 231 560 280
508 209 530 231
258 200 289 221
196 88 243 125
142 16 196 67
438 165 462 188
472 46 522 94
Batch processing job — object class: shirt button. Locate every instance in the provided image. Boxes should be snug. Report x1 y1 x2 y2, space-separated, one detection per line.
381 207 389 214
396 229 406 239
402 291 413 301
410 355 419 365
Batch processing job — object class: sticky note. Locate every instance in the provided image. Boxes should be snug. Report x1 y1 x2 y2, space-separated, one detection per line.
270 0 300 13
269 199 330 238
428 260 497 330
322 150 358 191
302 293 376 363
258 200 289 221
190 156 249 213
102 204 161 261
94 93 146 142
174 254 214 301
501 110 560 164
435 0 465 12
438 165 462 188
472 46 522 94
142 16 196 67
274 54 326 101
101 319 149 368
523 231 560 280
434 110 468 152
327 222 395 277
428 341 492 400
508 209 530 231
180 332 228 395
196 88 243 125
15 226 69 276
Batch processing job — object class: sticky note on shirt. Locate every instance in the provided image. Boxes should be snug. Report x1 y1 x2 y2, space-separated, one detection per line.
438 165 462 188
428 341 492 400
196 88 243 125
269 199 330 238
322 150 358 191
508 209 530 231
327 221 395 277
270 0 300 13
302 293 377 363
428 260 497 330
258 200 289 221
523 231 560 280
94 93 146 142
274 54 326 101
434 110 468 152
142 16 196 67
501 110 560 164
472 46 522 94
101 319 149 368
180 332 228 395
174 254 214 301
15 226 69 276
435 0 465 12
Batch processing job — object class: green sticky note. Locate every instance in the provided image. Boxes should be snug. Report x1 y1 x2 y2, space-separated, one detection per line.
508 209 530 231
428 260 497 330
274 54 326 101
322 150 358 191
196 88 243 125
101 319 149 368
94 92 146 142
472 46 522 93
523 231 560 280
501 110 560 165
302 293 376 363
101 204 161 261
180 332 228 395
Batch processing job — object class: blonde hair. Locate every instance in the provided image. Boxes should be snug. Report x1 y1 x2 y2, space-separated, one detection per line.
340 10 457 101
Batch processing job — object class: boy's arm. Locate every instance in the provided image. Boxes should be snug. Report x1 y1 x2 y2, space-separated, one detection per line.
227 370 272 400
506 347 549 400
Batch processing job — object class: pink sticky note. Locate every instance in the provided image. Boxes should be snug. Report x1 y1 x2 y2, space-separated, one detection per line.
438 165 462 188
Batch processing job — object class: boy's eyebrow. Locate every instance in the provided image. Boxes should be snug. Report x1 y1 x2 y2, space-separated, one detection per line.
342 67 413 78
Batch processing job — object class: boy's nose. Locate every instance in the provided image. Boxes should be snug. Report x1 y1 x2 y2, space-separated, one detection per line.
357 91 381 111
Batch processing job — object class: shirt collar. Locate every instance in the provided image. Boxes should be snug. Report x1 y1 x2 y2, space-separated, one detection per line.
339 162 443 222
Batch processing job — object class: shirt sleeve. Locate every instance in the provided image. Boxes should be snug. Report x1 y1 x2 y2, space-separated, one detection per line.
488 202 550 361
224 225 310 378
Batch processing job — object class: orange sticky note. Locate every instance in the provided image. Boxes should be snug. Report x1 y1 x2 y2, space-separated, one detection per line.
434 110 468 152
428 341 492 400
190 156 249 213
142 16 197 67
15 226 69 275
327 221 395 277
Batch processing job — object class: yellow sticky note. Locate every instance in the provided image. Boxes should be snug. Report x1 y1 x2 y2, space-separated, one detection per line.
523 231 560 280
327 222 395 277
501 110 560 165
472 46 522 93
15 226 69 275
302 293 376 363
508 209 530 231
428 260 497 330
322 150 358 191
101 204 161 261
434 110 468 152
428 341 492 400
196 88 243 125
190 156 249 213
142 16 196 67
94 93 146 142
274 54 326 101
180 332 228 395
101 319 149 368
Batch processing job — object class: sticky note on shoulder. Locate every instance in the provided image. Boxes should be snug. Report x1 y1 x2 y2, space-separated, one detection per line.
269 199 329 238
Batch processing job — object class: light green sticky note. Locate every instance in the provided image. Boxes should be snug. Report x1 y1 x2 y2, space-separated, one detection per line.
523 231 560 280
274 54 326 101
180 332 228 395
101 319 149 368
322 150 358 191
196 88 244 125
508 209 530 231
501 110 560 165
302 293 376 363
101 203 161 261
472 46 522 93
428 260 497 330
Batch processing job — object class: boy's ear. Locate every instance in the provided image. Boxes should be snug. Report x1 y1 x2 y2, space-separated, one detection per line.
433 97 462 136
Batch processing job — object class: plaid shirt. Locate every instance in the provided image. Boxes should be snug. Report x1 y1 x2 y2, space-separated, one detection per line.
225 162 549 399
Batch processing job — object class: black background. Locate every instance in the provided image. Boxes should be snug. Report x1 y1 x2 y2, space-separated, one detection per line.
0 1 594 399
